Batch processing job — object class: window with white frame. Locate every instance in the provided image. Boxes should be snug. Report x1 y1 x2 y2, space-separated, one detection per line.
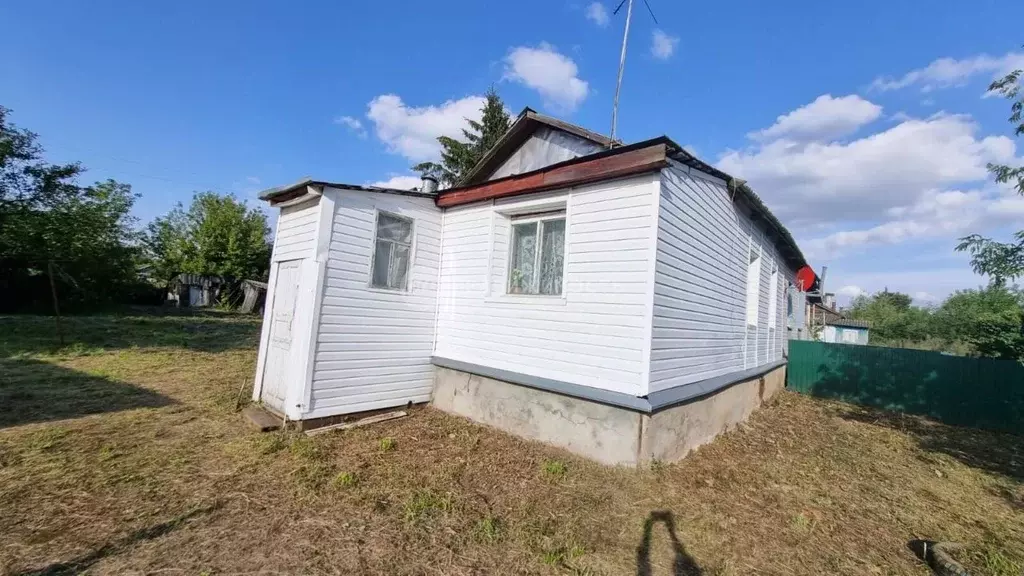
507 211 566 295
745 239 762 326
767 261 778 327
370 211 413 290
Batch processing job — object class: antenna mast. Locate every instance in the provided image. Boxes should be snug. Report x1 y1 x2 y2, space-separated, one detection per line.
609 0 658 144
610 0 634 144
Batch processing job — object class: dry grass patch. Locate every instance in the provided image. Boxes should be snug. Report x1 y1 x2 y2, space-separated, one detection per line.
0 312 1021 575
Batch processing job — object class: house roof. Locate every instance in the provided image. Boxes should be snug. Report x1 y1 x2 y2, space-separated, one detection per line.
257 178 436 205
458 107 618 186
258 113 809 271
826 318 871 329
438 135 810 271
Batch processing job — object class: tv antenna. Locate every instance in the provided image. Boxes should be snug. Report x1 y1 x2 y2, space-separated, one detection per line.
609 0 659 143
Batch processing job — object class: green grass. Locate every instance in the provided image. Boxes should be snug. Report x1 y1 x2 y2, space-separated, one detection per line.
473 516 503 543
402 489 453 525
377 437 396 453
1 312 1022 575
541 459 568 480
333 472 358 488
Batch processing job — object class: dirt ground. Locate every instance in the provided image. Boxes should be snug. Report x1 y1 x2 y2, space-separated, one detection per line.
1 313 1022 575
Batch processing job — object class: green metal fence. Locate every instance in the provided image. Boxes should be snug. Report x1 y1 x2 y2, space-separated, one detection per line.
787 340 1024 435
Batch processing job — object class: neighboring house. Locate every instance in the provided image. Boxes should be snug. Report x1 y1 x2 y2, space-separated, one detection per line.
807 300 843 334
821 318 871 345
251 108 813 466
168 274 224 307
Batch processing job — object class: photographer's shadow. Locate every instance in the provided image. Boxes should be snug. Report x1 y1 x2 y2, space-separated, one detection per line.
636 510 703 576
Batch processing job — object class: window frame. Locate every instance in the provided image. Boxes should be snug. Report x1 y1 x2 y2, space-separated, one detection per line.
505 210 567 296
745 236 762 327
368 209 415 292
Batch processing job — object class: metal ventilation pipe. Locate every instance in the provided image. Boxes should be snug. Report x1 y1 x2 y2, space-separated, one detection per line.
420 176 438 194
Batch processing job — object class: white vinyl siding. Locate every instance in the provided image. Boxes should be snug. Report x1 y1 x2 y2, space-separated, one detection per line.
649 161 792 394
307 188 442 417
272 199 320 261
434 174 659 396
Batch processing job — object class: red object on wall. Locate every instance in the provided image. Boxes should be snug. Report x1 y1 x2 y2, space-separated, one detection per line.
795 266 817 292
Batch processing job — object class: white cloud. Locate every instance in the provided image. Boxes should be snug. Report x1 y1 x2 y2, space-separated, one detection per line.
802 187 1024 259
504 43 589 111
719 110 1016 225
651 30 679 60
836 285 866 298
245 176 261 185
913 291 941 304
365 94 485 162
829 267 989 305
870 51 1024 93
370 174 423 190
585 2 609 27
750 94 882 142
334 115 368 138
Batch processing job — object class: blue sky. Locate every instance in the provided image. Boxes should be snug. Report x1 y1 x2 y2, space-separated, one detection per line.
2 0 1023 303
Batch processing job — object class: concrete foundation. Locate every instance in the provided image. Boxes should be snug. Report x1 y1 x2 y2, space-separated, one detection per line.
430 363 787 467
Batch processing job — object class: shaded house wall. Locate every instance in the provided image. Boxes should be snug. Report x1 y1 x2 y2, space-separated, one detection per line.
651 161 793 394
306 187 442 419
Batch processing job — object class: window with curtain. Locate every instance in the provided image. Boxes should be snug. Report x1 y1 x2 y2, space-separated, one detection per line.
508 213 565 295
370 211 413 290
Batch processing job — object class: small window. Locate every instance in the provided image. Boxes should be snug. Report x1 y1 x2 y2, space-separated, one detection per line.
767 261 778 328
508 213 565 295
370 211 413 290
745 240 761 326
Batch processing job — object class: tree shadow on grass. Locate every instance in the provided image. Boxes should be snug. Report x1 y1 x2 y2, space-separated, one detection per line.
836 405 1024 483
636 510 703 576
14 503 220 576
791 342 1024 484
803 343 1024 437
0 358 174 429
0 310 261 356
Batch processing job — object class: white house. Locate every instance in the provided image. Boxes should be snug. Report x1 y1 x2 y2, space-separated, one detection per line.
252 108 812 466
821 318 871 345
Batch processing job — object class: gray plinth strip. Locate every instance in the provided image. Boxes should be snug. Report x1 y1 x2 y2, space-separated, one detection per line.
645 359 787 412
430 356 787 414
431 356 651 412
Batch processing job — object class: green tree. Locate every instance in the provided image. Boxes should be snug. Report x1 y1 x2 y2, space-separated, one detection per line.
957 63 1024 283
146 192 271 286
413 87 511 187
933 285 1024 360
848 290 931 346
0 106 142 310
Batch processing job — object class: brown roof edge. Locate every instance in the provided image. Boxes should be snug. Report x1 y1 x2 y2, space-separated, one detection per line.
437 140 669 208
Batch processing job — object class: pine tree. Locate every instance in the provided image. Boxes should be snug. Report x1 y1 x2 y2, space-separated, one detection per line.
414 87 511 187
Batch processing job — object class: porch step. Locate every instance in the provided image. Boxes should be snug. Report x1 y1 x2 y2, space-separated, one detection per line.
243 406 282 432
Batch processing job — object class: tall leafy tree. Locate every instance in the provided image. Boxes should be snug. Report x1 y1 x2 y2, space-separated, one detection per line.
848 290 931 346
146 192 271 285
413 87 511 187
0 106 142 310
957 62 1024 283
933 285 1024 360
